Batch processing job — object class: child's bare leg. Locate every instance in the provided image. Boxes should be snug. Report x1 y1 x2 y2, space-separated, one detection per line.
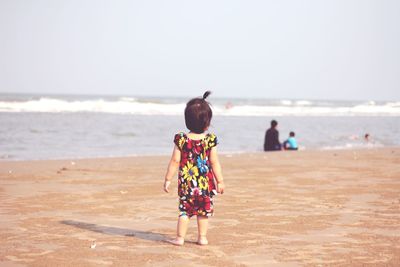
168 215 189 246
177 215 189 240
197 215 208 245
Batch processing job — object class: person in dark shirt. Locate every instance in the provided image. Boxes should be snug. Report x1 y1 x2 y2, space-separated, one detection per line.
264 120 282 151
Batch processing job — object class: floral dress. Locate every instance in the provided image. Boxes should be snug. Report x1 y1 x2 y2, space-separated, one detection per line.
174 132 218 217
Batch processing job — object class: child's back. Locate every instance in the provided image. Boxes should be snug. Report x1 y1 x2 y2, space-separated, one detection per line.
284 131 298 150
174 132 218 217
287 136 298 149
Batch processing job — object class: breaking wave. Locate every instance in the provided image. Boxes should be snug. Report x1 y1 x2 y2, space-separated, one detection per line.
0 97 399 116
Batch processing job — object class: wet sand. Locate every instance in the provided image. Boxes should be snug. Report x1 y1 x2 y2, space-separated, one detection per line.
1 148 399 266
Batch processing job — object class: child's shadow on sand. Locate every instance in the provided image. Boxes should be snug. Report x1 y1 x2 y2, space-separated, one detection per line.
60 220 167 242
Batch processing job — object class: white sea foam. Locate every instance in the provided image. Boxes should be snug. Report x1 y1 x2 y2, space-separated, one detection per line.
386 101 400 107
118 97 137 102
216 103 400 116
295 100 313 106
0 97 400 116
280 100 292 105
0 98 185 115
321 142 383 150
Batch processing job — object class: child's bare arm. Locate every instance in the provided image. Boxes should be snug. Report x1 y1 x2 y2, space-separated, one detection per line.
164 145 181 193
210 147 224 194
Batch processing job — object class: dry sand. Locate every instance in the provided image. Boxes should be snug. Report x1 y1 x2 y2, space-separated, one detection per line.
0 148 399 266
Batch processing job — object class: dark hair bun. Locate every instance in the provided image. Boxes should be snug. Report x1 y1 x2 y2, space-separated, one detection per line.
203 91 212 100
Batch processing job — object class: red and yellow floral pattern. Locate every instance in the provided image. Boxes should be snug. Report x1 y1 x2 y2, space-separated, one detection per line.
174 132 218 217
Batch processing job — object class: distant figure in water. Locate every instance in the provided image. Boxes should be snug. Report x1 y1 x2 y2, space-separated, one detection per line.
264 120 281 151
364 133 370 142
283 131 298 150
225 101 233 109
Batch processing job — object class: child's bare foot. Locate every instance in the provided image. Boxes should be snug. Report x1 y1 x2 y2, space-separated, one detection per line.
197 236 208 245
167 237 184 246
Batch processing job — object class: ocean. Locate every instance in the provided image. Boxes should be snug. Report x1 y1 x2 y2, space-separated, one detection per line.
1 93 399 160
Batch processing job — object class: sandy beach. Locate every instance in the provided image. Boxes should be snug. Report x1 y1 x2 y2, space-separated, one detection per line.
1 148 399 266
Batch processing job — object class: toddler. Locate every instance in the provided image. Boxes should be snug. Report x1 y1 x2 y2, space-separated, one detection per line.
283 131 298 150
163 91 225 246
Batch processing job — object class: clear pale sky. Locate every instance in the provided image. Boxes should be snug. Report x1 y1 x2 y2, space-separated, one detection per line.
0 0 399 101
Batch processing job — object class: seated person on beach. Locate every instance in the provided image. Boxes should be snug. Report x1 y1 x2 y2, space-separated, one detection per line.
264 120 282 151
283 131 298 150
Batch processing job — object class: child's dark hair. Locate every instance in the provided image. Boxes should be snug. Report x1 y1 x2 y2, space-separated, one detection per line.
289 131 295 137
271 120 278 128
185 91 213 134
